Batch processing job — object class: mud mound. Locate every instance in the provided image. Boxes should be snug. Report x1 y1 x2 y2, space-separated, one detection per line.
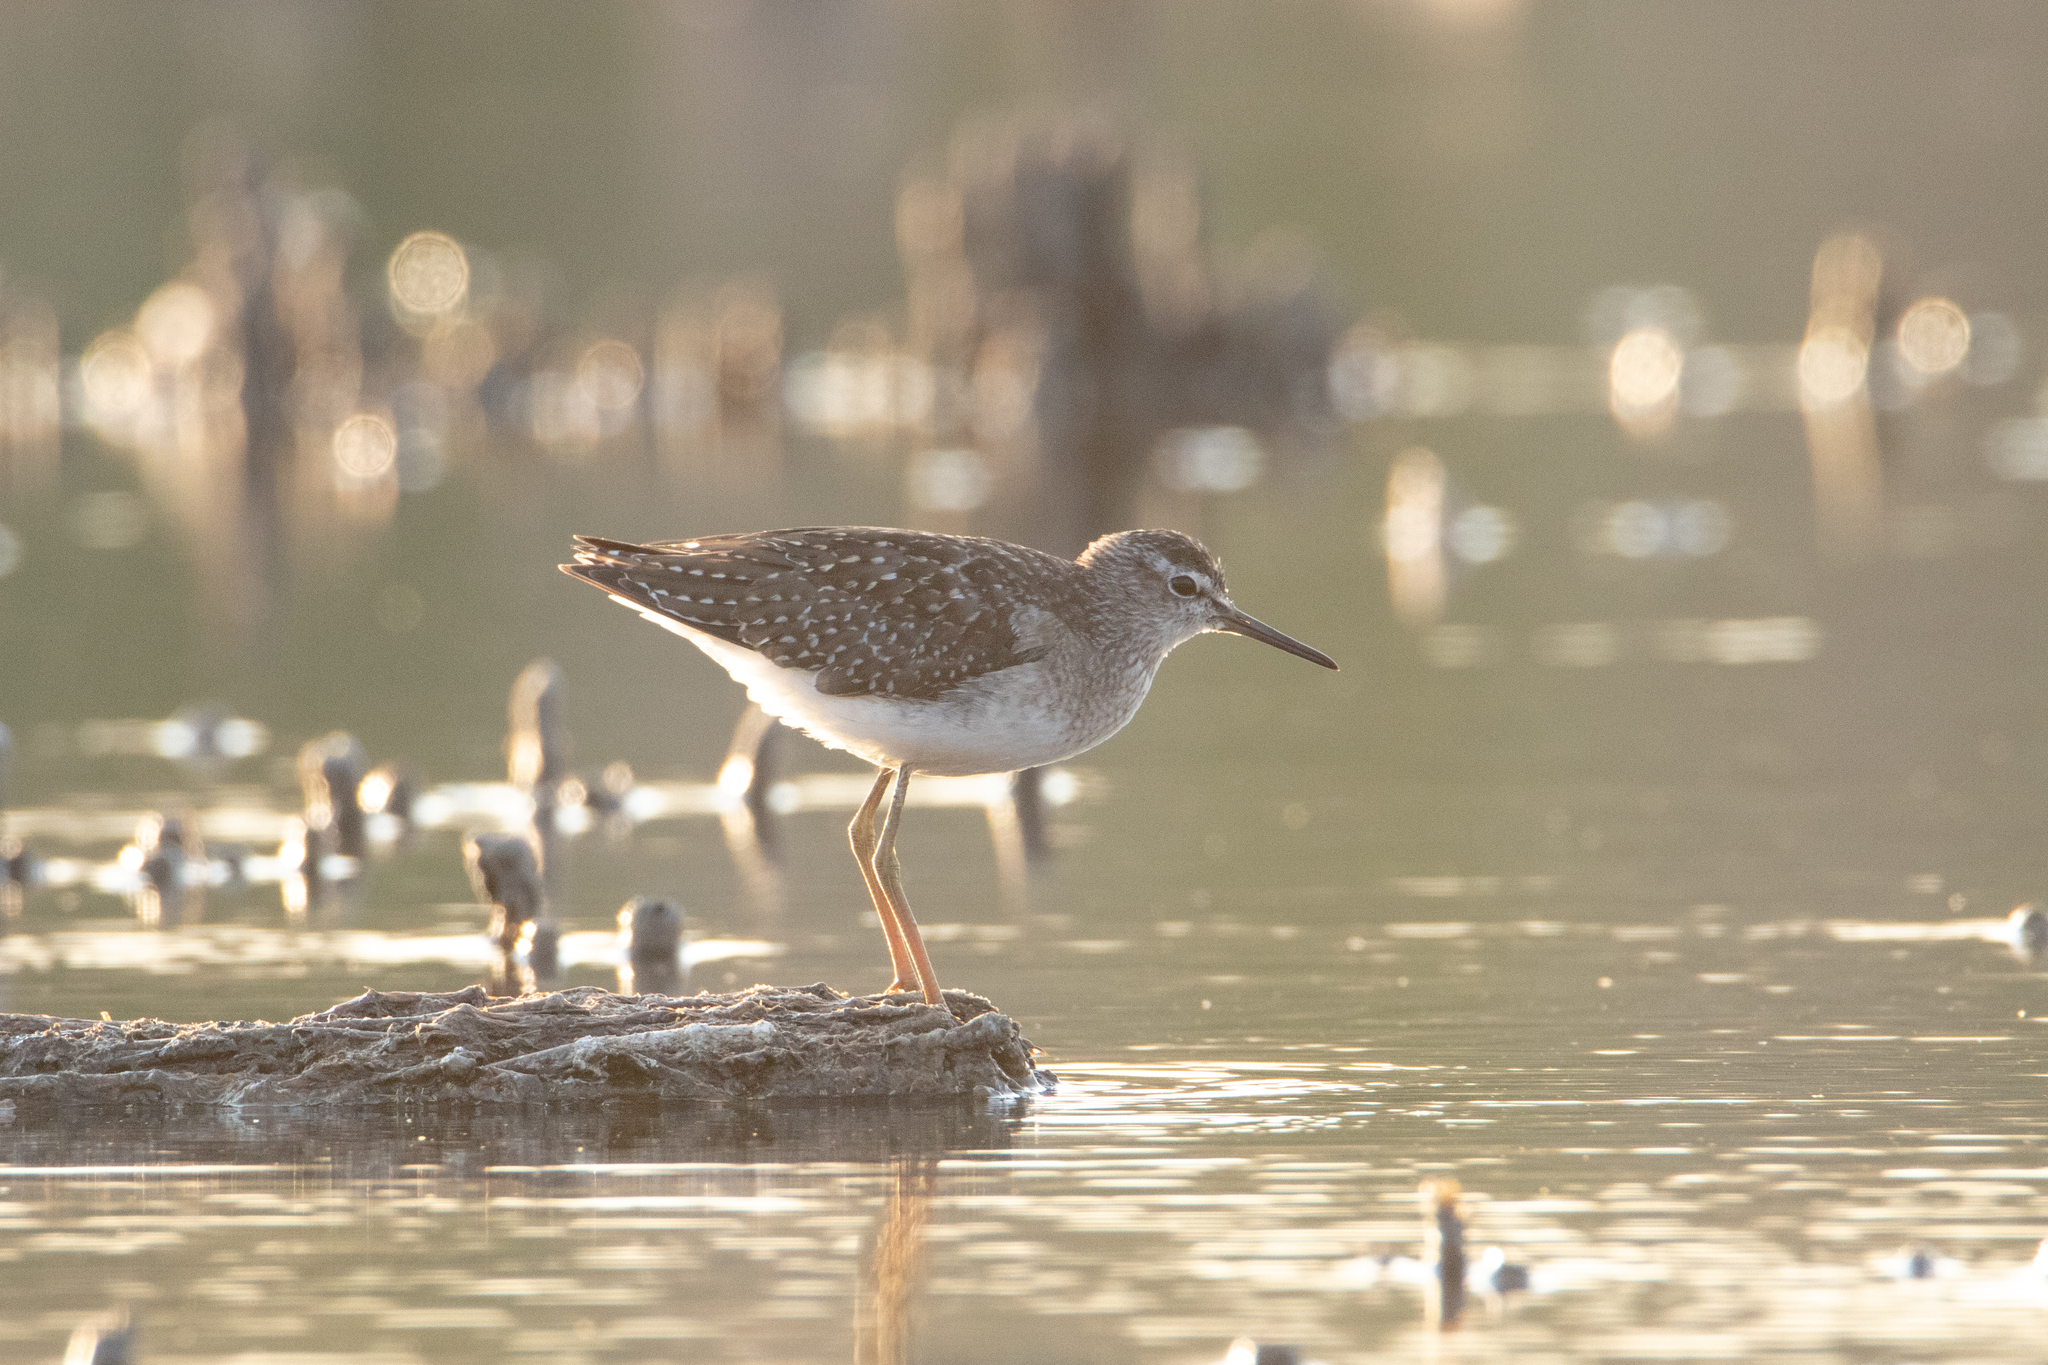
0 983 1054 1107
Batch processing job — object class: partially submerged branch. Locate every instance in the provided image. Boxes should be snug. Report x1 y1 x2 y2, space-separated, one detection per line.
0 984 1054 1108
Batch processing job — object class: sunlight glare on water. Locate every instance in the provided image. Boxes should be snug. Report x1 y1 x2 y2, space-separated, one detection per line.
7 773 2046 1360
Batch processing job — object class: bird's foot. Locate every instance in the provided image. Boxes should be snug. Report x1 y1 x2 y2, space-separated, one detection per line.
884 978 947 1007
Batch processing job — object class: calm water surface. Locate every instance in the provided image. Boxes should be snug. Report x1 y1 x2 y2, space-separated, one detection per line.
3 771 2044 1362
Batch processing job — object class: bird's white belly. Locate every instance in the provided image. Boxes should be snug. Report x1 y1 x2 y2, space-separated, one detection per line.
634 607 1148 775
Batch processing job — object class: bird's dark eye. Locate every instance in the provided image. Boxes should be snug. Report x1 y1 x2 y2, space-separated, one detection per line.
1169 574 1200 598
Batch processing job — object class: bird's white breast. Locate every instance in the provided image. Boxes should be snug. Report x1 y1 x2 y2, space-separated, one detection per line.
618 596 1156 775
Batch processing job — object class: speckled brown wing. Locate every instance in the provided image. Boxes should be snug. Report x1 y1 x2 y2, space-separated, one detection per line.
563 528 1075 701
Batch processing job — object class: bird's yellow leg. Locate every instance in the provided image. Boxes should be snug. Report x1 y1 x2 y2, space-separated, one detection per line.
850 766 920 993
874 767 944 1007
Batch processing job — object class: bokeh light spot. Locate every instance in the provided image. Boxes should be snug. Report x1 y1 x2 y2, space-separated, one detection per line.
134 282 215 365
578 339 645 412
1605 501 1666 558
1421 623 1499 668
387 231 470 315
79 334 153 424
1383 448 1444 565
333 413 398 482
1447 505 1514 564
1798 326 1869 410
1610 325 1684 432
1669 499 1732 557
1155 427 1264 492
1897 298 1970 376
1383 446 1447 627
1536 622 1620 668
907 449 992 512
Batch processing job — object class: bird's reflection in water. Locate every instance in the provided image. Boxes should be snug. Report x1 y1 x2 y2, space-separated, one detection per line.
982 775 1041 913
484 916 562 997
277 840 366 926
464 829 550 996
856 1157 935 1365
124 812 206 929
297 732 368 863
515 918 560 987
0 843 25 924
505 660 570 899
615 897 684 996
62 1306 133 1365
1422 1178 1467 1330
464 831 546 952
717 703 786 921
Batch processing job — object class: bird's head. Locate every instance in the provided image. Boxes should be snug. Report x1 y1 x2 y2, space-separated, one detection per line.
1078 529 1337 669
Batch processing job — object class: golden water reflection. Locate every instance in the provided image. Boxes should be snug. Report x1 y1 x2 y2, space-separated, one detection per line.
4 761 2047 1362
2 1060 2043 1363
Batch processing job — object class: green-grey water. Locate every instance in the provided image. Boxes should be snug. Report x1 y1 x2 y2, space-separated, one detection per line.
3 4 2048 1361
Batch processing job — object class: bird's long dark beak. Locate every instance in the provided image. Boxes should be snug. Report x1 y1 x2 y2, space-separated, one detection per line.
1211 603 1339 669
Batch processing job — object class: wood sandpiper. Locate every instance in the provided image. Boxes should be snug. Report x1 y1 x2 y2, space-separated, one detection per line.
562 526 1337 1005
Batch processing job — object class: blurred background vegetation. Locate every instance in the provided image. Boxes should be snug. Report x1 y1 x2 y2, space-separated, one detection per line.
4 0 2048 800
